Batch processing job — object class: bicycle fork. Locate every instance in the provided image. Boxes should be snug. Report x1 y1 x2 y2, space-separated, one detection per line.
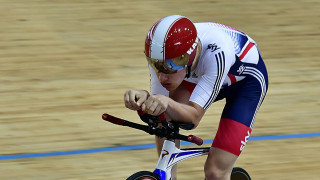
153 140 210 180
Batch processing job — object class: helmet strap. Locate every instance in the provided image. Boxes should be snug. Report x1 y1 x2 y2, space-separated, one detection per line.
185 65 192 78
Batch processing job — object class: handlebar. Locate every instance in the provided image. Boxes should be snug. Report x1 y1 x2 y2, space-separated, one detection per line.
187 135 203 146
102 112 203 146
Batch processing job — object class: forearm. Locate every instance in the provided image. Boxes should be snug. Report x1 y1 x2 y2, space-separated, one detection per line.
166 98 203 127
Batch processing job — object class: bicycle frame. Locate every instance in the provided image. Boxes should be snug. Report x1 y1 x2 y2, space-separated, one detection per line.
154 140 210 180
103 113 251 180
102 112 208 180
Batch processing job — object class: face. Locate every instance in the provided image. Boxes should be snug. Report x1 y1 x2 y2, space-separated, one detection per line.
156 68 187 91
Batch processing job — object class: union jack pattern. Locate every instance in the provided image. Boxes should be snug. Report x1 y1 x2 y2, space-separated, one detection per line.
208 23 256 60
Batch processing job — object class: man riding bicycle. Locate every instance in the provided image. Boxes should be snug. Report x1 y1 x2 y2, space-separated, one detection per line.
124 15 268 180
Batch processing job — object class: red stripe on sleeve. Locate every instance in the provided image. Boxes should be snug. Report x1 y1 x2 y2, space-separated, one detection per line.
239 42 255 60
227 74 236 84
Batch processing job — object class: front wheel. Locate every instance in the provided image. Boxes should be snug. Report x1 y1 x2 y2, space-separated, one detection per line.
126 171 160 180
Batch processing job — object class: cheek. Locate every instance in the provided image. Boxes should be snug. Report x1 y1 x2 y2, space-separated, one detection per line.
175 69 187 81
176 75 185 84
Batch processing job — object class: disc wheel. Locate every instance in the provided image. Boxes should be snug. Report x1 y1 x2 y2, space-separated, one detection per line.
126 171 160 180
231 167 251 180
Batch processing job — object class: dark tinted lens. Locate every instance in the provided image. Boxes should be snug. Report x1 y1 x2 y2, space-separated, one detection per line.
146 57 177 74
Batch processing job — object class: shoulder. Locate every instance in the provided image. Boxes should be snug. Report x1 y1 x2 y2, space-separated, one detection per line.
195 22 235 55
195 22 227 40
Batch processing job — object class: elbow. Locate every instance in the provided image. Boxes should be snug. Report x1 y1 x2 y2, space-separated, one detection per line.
191 118 201 129
189 113 203 130
189 102 205 129
178 117 200 130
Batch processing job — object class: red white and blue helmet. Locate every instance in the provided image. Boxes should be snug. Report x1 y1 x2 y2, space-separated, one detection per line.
145 15 198 74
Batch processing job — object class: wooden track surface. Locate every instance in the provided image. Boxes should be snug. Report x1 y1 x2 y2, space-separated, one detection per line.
0 0 319 179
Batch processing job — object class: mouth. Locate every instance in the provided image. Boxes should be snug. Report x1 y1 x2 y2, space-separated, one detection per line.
161 83 171 89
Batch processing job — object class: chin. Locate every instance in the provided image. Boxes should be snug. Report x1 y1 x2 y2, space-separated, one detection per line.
165 86 178 92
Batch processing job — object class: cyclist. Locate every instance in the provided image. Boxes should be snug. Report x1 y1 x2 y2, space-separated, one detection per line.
124 15 268 180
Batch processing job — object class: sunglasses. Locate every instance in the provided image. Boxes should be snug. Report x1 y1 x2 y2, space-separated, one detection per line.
146 53 190 74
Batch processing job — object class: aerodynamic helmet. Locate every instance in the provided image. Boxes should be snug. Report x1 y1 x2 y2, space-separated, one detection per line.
145 15 198 74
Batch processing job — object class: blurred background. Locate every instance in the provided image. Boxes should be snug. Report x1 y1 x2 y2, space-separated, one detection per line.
0 0 319 179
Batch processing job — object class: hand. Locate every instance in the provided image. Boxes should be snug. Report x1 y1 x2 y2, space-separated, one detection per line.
124 90 149 111
142 94 169 116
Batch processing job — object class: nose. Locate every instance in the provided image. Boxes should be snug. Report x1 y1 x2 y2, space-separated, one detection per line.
157 72 169 82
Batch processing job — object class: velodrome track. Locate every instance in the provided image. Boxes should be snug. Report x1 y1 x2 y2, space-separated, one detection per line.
1 0 319 179
1 132 319 160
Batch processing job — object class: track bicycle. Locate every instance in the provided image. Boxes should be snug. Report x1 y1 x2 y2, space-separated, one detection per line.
102 110 251 180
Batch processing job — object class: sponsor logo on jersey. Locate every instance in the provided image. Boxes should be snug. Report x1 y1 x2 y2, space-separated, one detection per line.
207 43 221 52
192 72 198 78
237 65 246 75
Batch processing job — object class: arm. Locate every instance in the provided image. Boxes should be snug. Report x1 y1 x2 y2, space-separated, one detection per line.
143 94 205 128
166 99 205 128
